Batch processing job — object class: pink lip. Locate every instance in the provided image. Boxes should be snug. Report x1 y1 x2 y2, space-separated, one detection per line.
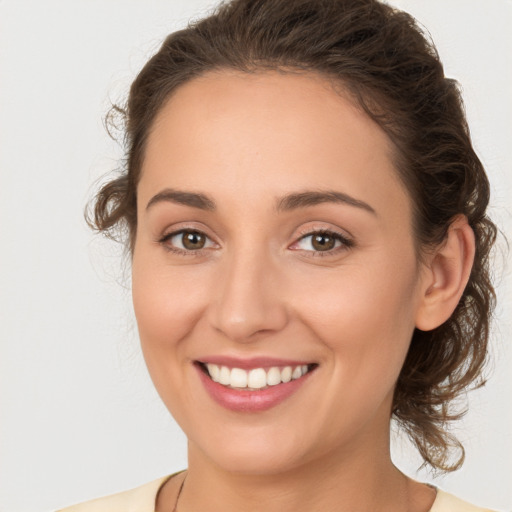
195 363 315 413
197 355 312 370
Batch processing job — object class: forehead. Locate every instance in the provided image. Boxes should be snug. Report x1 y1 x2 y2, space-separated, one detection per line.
146 69 392 167
139 69 410 221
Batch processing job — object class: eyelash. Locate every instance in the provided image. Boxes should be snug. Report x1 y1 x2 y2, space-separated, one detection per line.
291 228 354 257
158 228 354 257
158 229 216 257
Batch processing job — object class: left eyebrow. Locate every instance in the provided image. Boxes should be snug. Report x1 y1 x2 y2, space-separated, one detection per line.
275 190 377 216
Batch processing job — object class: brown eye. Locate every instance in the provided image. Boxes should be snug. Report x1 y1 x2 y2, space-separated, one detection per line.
311 233 336 251
181 231 206 250
162 229 215 253
290 230 353 254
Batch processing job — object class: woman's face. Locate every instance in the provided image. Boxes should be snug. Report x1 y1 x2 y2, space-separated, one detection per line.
132 70 429 474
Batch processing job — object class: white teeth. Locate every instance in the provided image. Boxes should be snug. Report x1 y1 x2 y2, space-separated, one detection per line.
266 367 281 386
248 368 267 389
219 366 231 385
204 363 311 389
292 366 303 380
230 368 248 388
280 366 292 383
207 363 220 382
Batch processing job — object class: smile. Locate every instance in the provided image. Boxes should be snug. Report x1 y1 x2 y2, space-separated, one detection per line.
195 360 317 412
201 363 313 390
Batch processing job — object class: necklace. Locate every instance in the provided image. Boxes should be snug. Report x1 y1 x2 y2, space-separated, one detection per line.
171 473 186 512
170 472 435 512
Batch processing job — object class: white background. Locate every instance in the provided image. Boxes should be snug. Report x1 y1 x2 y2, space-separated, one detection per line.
0 1 511 511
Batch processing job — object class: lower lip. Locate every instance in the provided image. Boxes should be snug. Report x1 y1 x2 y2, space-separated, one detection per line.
196 365 314 412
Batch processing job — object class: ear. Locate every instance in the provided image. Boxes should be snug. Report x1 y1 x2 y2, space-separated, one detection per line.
415 215 475 331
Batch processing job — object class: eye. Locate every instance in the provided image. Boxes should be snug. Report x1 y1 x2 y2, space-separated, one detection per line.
290 230 353 253
160 229 216 253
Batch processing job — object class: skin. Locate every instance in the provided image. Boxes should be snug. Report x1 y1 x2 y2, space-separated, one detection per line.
131 70 474 512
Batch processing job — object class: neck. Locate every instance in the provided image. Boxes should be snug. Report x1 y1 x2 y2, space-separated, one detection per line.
177 435 417 512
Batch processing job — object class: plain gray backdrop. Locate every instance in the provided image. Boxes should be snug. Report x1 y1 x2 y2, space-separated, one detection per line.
1 1 511 511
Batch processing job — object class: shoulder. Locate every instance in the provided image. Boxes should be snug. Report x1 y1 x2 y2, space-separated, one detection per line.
431 489 498 512
56 475 171 512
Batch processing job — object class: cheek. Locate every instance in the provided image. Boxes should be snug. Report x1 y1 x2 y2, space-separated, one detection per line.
131 252 214 426
131 250 210 363
284 259 421 442
293 257 420 383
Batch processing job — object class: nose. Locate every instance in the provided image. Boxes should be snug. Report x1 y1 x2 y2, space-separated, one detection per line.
208 247 289 343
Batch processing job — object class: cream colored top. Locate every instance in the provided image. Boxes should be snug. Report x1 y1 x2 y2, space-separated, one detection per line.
57 475 497 512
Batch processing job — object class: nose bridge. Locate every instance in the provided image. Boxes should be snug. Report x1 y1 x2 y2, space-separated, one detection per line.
210 238 288 342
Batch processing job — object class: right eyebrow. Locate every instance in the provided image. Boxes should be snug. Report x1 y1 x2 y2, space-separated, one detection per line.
145 188 216 211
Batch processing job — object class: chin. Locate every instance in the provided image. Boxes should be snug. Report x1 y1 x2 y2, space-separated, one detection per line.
189 425 314 476
203 449 307 476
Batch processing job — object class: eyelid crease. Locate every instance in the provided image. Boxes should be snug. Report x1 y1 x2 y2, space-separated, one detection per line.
157 221 217 243
294 226 355 245
159 229 214 243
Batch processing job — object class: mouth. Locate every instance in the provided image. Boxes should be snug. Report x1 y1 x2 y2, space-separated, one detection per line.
196 361 317 391
194 358 318 412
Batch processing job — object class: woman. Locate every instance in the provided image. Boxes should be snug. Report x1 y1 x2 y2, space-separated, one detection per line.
59 0 500 510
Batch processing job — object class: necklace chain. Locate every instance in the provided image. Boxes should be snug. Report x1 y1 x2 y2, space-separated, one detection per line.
169 472 433 512
171 474 186 512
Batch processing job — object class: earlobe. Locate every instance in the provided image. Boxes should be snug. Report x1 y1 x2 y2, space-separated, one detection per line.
415 215 476 331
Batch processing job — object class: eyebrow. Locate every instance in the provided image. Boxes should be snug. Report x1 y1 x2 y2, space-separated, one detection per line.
146 187 376 216
275 190 377 215
146 188 216 211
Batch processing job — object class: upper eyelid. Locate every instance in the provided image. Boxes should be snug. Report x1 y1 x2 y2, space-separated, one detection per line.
293 231 352 246
161 228 217 245
159 222 217 241
296 218 352 232
294 225 353 242
298 230 346 240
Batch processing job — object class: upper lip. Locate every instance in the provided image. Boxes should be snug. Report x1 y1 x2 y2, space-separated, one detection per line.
196 355 315 370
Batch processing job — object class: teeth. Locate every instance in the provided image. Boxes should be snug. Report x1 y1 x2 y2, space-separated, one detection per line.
292 366 303 379
206 363 220 382
281 366 292 383
219 366 231 385
266 367 281 386
230 368 248 388
248 368 267 389
204 363 311 389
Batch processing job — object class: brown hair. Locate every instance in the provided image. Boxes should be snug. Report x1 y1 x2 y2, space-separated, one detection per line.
89 0 497 472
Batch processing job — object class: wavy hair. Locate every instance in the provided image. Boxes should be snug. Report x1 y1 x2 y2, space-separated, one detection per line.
88 0 497 471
